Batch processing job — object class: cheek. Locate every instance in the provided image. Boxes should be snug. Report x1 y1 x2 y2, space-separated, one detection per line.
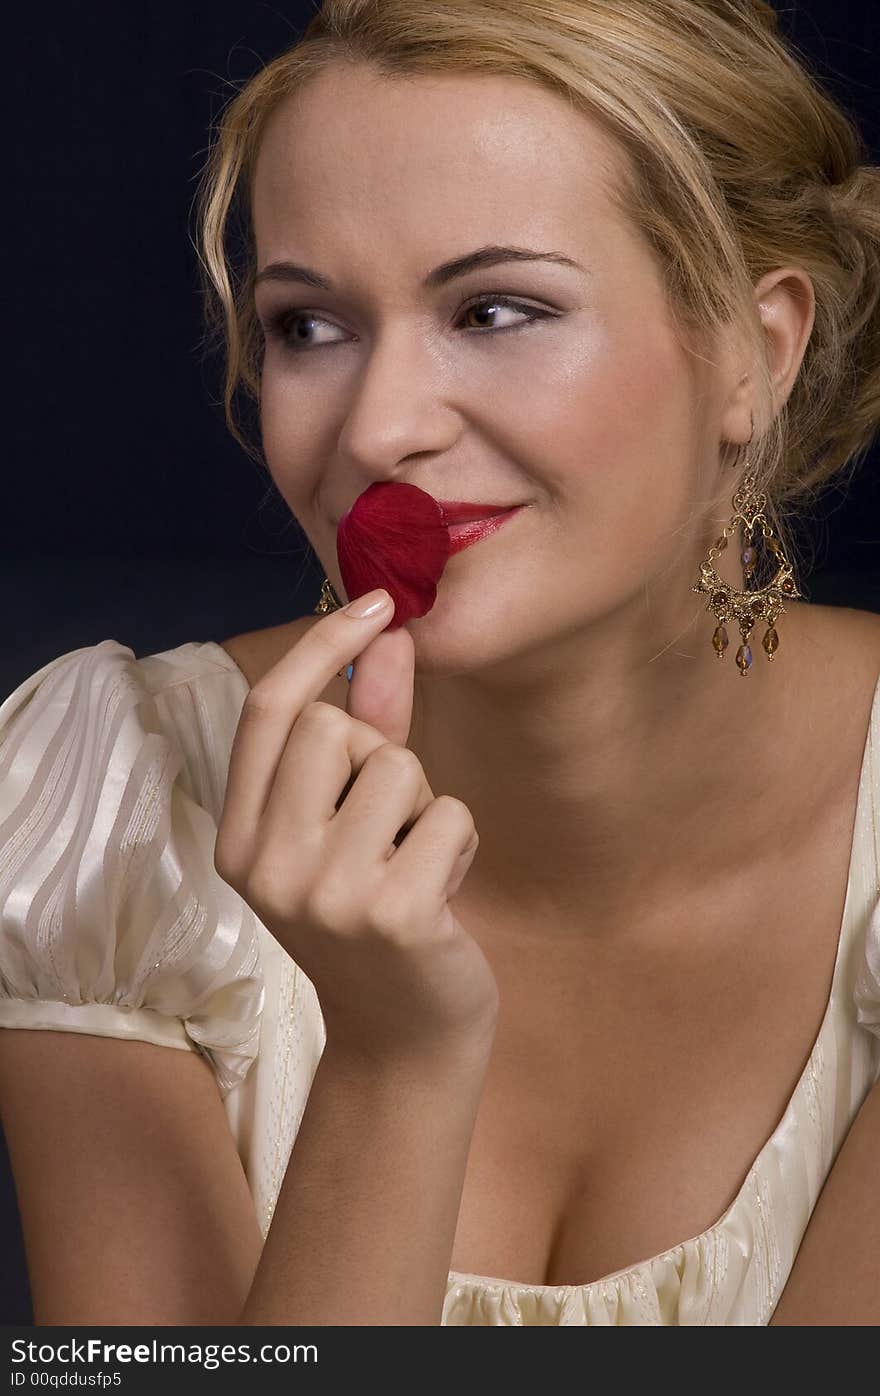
500 325 702 609
258 373 331 517
525 321 697 529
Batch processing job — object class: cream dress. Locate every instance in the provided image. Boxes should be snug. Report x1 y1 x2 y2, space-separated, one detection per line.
1 638 879 1326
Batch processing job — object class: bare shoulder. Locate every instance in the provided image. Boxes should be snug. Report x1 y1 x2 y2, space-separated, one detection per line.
801 600 880 675
218 614 349 707
217 615 316 686
793 602 880 776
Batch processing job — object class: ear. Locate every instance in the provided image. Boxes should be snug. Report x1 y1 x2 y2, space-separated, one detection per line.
720 266 816 445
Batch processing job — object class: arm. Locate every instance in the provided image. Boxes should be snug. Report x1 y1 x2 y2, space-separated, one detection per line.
768 1076 880 1325
240 1040 492 1326
0 1027 264 1326
0 1024 492 1327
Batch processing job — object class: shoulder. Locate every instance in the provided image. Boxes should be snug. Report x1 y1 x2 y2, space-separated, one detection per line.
0 638 266 1098
830 602 880 648
799 599 880 642
789 604 880 796
795 601 880 687
795 604 880 876
218 616 349 709
217 617 315 685
0 640 161 752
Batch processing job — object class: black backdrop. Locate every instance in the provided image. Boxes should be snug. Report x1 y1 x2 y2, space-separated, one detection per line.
2 1 878 1323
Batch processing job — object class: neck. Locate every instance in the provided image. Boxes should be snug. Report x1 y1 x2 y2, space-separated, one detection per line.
408 594 814 934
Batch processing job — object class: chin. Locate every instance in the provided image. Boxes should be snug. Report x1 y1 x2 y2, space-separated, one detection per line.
406 586 528 679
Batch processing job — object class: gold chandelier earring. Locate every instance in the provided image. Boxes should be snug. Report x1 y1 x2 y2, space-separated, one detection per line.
692 415 801 675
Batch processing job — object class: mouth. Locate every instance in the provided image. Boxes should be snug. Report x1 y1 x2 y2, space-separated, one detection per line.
443 504 526 556
435 500 527 525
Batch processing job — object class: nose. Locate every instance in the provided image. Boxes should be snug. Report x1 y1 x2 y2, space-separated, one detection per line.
336 322 459 479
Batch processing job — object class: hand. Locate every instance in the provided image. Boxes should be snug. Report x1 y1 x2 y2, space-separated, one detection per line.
214 590 500 1069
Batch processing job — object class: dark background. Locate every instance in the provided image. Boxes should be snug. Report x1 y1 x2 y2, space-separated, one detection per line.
2 1 878 1323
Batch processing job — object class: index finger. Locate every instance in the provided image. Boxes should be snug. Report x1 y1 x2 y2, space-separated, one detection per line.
220 588 395 823
262 588 395 705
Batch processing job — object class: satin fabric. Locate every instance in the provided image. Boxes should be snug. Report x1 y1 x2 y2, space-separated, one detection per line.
1 637 878 1325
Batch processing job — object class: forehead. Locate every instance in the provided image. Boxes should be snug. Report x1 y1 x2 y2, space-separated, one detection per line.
251 63 630 266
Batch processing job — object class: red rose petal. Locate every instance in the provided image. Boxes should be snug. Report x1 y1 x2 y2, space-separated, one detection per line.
337 482 451 629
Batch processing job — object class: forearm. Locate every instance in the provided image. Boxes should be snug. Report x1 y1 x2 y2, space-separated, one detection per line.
238 1039 493 1325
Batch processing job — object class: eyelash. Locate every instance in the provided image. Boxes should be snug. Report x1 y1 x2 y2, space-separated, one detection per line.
263 294 553 352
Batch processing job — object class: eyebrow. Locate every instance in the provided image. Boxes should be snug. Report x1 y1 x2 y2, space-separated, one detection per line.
252 244 589 292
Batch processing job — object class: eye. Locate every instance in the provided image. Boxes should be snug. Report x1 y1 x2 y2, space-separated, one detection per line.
263 309 347 351
262 294 553 353
458 295 551 333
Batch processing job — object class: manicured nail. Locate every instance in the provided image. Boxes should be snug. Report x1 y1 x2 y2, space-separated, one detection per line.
345 588 392 618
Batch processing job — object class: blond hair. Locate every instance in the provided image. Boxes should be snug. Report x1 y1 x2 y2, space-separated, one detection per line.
192 0 880 578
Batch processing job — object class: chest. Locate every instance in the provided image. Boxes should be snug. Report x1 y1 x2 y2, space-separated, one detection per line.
447 776 859 1289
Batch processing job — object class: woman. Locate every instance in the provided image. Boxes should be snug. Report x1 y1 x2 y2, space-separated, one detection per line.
1 0 879 1326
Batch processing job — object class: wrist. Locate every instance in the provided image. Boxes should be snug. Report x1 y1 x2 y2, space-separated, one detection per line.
319 1028 496 1094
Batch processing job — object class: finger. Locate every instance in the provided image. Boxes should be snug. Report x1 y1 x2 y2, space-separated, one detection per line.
317 740 435 880
262 702 432 835
218 591 394 864
346 625 415 748
378 795 480 916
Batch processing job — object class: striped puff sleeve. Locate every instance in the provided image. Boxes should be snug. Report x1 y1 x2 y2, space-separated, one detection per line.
0 640 264 1098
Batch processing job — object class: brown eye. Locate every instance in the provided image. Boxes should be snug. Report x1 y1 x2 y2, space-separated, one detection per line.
459 296 547 332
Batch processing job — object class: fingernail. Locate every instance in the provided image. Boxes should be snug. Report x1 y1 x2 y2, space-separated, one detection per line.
345 588 392 618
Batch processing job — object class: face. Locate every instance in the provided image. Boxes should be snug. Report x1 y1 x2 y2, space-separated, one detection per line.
251 63 729 678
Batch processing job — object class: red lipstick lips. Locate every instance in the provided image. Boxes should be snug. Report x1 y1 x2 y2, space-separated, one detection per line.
442 505 525 556
335 482 524 627
435 500 524 525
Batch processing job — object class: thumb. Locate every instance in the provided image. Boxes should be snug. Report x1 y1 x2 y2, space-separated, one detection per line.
345 623 415 748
